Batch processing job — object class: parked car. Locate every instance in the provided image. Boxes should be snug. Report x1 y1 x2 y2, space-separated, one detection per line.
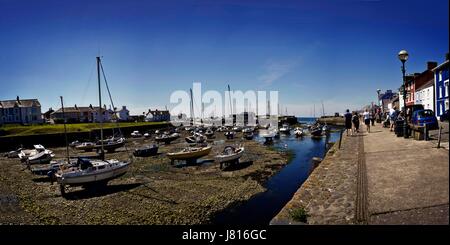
411 109 439 130
405 104 424 122
440 109 449 122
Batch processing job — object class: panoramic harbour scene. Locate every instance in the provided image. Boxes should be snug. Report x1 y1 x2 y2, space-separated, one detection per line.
0 0 449 227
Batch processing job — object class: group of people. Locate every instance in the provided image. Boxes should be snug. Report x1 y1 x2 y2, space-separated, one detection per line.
344 109 376 136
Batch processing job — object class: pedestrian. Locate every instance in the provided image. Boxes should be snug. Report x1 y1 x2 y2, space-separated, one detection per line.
363 109 371 133
389 106 398 132
352 111 360 135
370 110 375 126
344 109 352 136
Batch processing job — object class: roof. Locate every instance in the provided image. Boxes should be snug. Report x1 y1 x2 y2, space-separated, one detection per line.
0 99 41 109
416 78 434 91
51 105 113 114
432 60 449 72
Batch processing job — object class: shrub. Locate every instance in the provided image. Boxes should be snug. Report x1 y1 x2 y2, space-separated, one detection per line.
290 206 309 223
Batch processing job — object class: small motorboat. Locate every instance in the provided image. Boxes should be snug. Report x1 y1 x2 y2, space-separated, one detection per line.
75 142 96 152
310 126 323 137
26 150 55 164
131 130 142 138
4 147 23 158
242 127 253 133
232 126 242 132
215 145 244 165
69 140 81 148
243 131 254 140
185 132 206 143
18 145 54 163
143 132 151 138
166 145 212 162
294 127 304 137
155 133 180 144
30 159 77 176
204 129 215 139
133 144 158 157
95 137 126 152
322 124 330 134
224 131 235 139
279 124 291 134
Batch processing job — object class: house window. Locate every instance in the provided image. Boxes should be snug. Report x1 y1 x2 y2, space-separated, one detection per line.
445 81 449 97
439 71 443 81
439 86 442 98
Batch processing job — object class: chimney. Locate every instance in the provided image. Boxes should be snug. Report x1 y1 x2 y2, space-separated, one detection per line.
16 96 20 103
427 61 438 70
74 104 78 110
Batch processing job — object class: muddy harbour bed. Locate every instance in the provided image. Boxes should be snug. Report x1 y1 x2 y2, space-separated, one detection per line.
0 130 292 225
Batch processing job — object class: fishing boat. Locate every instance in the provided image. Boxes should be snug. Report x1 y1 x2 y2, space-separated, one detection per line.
54 57 130 195
215 145 244 167
155 133 180 144
166 145 212 162
310 126 323 137
294 127 304 137
133 144 158 157
279 123 291 134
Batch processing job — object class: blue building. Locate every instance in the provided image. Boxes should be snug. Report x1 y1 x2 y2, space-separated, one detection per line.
433 55 449 117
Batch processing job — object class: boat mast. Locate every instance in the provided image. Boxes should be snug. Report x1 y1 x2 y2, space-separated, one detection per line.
321 100 325 117
228 85 233 125
190 88 194 126
97 56 104 157
60 96 70 164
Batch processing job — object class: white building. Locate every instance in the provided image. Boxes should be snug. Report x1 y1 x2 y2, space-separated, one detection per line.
118 106 130 121
415 79 434 111
0 96 43 124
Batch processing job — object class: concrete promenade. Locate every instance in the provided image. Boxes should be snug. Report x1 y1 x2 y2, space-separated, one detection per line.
271 122 449 225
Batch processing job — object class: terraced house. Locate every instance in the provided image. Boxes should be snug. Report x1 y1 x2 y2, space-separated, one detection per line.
0 96 43 124
433 54 449 117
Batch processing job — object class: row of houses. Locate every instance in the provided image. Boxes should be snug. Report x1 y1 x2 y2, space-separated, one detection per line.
378 53 449 118
0 96 171 125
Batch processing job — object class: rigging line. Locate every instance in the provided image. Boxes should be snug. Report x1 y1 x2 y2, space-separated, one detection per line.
99 61 132 159
80 60 96 105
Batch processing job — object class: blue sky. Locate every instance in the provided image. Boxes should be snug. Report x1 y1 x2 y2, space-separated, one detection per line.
0 0 448 116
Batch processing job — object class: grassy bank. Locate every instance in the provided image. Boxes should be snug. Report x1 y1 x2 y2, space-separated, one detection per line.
0 122 168 137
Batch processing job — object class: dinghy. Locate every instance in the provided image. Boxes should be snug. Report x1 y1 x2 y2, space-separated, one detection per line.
133 144 158 157
167 145 212 162
155 133 180 144
215 145 244 164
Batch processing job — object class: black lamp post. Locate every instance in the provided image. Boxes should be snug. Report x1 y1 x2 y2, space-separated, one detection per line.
398 50 409 138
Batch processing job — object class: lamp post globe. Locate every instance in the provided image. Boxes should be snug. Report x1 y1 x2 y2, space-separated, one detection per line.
398 50 409 138
398 50 409 63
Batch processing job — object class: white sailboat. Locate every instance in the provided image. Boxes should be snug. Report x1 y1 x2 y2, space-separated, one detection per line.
55 57 130 195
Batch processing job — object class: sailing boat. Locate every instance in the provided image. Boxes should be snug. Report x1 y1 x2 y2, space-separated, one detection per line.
54 57 130 195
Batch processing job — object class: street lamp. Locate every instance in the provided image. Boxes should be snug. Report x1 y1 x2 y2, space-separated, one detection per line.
398 50 409 138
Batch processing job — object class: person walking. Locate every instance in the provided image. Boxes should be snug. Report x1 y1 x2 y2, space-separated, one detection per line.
352 111 360 135
389 106 398 132
344 109 352 136
363 109 371 133
370 110 375 126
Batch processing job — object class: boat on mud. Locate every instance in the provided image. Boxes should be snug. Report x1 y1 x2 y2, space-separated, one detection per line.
166 145 212 163
133 144 158 157
155 133 180 144
215 145 244 167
